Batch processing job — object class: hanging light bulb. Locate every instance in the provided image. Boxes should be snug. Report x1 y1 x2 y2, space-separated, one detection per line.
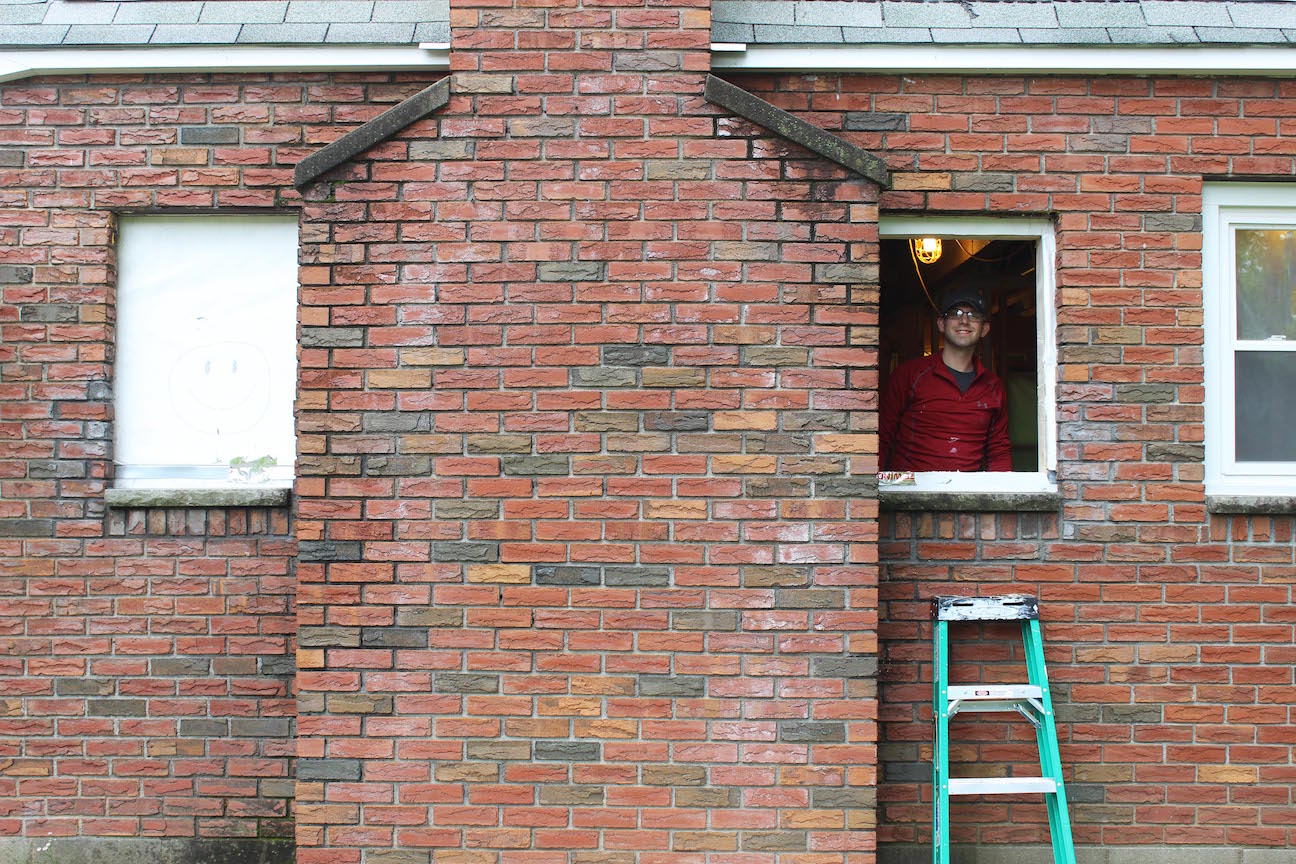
914 237 942 265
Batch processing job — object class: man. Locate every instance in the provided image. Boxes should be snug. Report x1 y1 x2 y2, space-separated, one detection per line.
879 284 1012 472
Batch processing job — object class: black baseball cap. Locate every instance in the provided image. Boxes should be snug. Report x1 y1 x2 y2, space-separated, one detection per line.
939 284 988 318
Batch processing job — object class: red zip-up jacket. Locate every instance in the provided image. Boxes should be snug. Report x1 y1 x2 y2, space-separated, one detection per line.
879 353 1012 472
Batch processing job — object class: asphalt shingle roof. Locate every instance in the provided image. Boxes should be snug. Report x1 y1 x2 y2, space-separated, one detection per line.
1 0 1295 48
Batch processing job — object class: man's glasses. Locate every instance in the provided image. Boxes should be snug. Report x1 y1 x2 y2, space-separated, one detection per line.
944 308 986 324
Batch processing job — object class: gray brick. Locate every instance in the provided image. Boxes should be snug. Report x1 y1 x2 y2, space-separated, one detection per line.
151 24 244 43
0 151 23 168
326 22 416 42
743 832 808 852
844 112 907 132
746 433 810 454
436 673 500 694
150 658 210 676
467 741 530 761
287 1 375 23
395 607 463 627
643 411 708 432
366 455 431 475
408 140 475 160
0 25 70 45
539 785 605 806
1143 213 1200 232
298 626 361 648
363 413 423 432
1143 1 1231 27
952 172 1015 192
784 411 847 431
44 1 118 25
1145 443 1203 463
815 476 878 498
261 655 295 677
300 327 364 348
374 0 448 23
884 760 928 783
63 24 156 43
672 611 739 631
640 676 705 698
882 0 972 28
201 1 288 24
113 2 203 25
796 1 880 27
534 565 601 586
812 656 877 679
0 520 54 537
432 542 499 563
237 22 328 42
603 345 669 366
181 126 240 145
298 759 361 781
966 2 1058 28
534 742 600 761
604 566 670 587
1116 384 1176 404
539 261 604 282
232 718 291 737
814 262 878 283
812 787 876 809
180 719 229 737
297 540 362 562
435 500 499 519
56 678 115 697
778 721 845 742
572 367 636 388
89 699 147 717
362 627 428 648
1103 705 1163 724
501 455 569 476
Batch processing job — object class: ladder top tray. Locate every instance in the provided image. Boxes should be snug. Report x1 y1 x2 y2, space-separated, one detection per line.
933 594 1039 622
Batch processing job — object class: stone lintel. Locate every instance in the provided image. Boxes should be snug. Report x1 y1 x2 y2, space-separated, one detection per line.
703 74 890 188
293 76 451 188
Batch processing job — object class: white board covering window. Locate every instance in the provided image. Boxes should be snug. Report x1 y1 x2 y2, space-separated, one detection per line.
115 215 297 489
1203 184 1296 496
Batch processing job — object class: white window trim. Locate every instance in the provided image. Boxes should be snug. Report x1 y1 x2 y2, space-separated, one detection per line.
877 215 1058 496
1202 183 1296 497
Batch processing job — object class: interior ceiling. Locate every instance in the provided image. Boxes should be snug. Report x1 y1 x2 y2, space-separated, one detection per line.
880 238 1037 315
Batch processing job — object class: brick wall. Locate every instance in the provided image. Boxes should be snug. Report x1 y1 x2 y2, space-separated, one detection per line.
727 72 1296 850
292 3 882 862
0 72 437 844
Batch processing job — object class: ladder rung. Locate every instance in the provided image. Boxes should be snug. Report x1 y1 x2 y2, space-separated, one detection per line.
933 594 1039 622
946 685 1042 702
948 777 1057 796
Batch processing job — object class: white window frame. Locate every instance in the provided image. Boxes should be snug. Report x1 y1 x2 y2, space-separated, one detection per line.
1202 183 1296 496
877 216 1058 495
114 214 298 490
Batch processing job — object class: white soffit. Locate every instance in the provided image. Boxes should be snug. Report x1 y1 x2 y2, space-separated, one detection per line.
0 44 449 84
710 43 1296 77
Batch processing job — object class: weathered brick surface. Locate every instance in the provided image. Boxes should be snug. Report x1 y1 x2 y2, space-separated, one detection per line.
0 73 438 841
725 73 1296 849
292 2 881 862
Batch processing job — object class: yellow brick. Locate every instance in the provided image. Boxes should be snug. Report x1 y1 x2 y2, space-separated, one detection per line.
367 369 431 389
297 649 325 669
467 565 532 584
575 718 639 738
1062 364 1090 382
644 500 709 520
400 434 462 454
816 433 878 453
539 697 603 717
713 411 778 431
712 455 777 474
1198 765 1257 783
402 347 466 366
891 172 952 191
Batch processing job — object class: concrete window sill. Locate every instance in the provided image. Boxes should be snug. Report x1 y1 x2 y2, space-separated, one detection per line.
104 488 291 509
1206 495 1296 515
879 490 1062 512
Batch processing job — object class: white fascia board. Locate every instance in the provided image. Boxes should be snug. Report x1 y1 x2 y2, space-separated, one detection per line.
711 43 1296 76
0 44 449 84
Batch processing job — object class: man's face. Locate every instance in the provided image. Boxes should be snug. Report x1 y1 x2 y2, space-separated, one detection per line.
939 304 989 349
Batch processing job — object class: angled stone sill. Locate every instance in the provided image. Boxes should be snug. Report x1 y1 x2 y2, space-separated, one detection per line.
880 490 1062 513
1206 494 1296 515
105 487 291 509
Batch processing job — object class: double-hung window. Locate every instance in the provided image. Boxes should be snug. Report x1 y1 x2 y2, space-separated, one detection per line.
1203 184 1296 498
114 215 298 490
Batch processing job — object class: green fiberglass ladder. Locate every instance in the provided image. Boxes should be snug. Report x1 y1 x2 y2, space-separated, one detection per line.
931 594 1076 864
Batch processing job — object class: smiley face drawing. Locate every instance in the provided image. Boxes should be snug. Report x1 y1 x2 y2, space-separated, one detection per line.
168 340 272 439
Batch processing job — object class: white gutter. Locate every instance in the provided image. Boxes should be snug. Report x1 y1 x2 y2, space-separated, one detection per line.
711 43 1296 76
0 44 449 84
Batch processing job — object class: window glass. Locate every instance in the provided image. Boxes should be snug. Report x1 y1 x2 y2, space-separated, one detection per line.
115 215 297 488
1234 228 1296 341
1234 351 1296 462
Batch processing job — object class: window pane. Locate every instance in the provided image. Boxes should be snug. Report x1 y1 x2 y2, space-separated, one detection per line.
1235 351 1296 462
116 216 298 486
1234 229 1296 341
